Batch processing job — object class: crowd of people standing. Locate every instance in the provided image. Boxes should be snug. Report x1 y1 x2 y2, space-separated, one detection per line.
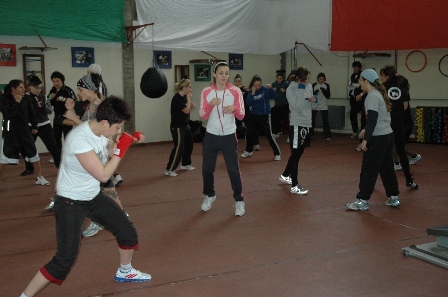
0 60 423 296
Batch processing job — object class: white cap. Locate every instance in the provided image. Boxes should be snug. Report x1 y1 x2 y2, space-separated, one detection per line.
87 64 101 75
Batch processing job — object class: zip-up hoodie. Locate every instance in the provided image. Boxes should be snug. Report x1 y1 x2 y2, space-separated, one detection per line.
246 86 276 115
286 81 317 128
199 82 244 136
25 91 52 127
0 93 36 134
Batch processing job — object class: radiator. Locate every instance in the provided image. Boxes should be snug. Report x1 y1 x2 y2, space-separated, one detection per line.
314 106 345 129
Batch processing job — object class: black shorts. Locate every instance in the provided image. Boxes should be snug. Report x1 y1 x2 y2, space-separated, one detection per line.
1 132 38 163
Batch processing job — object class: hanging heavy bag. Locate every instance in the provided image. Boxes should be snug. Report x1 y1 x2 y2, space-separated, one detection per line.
140 56 168 98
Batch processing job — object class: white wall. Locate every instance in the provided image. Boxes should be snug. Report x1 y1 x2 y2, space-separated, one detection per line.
133 48 280 142
1 36 447 153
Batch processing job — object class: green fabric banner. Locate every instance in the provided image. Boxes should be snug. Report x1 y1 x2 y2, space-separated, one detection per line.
0 0 125 42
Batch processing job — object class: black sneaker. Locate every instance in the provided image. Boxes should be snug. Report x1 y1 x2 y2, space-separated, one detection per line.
20 170 35 176
406 181 419 190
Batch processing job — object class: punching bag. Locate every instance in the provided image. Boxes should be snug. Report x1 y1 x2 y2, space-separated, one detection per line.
140 59 168 99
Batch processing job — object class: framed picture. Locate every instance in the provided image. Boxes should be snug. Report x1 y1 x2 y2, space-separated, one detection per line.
194 64 211 81
0 44 17 66
71 47 95 67
154 50 172 69
229 53 243 70
175 65 190 83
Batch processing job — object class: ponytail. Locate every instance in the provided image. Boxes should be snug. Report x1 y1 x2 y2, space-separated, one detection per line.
371 80 392 112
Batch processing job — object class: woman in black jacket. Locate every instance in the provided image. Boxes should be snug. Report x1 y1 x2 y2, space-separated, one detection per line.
380 65 418 190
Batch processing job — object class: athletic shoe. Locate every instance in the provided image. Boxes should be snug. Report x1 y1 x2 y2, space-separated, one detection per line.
274 155 281 161
355 145 362 152
385 196 400 207
44 198 55 211
254 144 261 151
326 138 331 142
240 151 253 158
409 154 422 165
20 170 35 176
234 201 245 216
49 158 54 163
165 170 178 177
406 181 419 190
35 176 50 186
201 195 216 212
279 175 292 185
181 165 195 170
394 163 402 171
291 185 308 195
350 133 357 139
114 173 123 186
114 268 151 283
346 199 369 210
82 221 103 237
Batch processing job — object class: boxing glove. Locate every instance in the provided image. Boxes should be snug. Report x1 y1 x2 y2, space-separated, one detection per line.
132 131 144 141
114 133 133 159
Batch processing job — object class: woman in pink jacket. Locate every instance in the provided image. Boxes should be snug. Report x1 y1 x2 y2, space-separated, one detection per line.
198 62 246 216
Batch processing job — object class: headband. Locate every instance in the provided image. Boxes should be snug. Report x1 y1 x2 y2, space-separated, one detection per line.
213 61 229 73
77 74 98 92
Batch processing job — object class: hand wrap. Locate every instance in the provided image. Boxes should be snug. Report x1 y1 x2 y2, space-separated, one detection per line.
114 133 133 159
132 131 144 141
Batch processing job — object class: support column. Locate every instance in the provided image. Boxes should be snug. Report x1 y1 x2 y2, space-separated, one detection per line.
122 0 136 132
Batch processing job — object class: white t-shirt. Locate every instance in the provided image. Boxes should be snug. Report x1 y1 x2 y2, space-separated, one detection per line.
56 121 109 201
312 83 328 111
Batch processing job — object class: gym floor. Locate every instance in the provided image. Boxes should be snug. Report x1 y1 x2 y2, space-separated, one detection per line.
1 133 447 297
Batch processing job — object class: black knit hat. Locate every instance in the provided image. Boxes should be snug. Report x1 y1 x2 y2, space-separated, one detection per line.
28 75 42 86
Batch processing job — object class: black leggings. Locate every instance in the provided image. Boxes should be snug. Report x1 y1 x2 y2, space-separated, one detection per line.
282 126 309 187
41 192 138 284
245 114 280 155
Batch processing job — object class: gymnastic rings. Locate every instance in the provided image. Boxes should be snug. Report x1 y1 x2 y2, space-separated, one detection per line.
405 50 427 73
438 54 448 77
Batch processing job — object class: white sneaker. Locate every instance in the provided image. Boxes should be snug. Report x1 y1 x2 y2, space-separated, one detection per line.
409 154 422 165
114 267 151 283
385 196 400 207
35 176 50 186
181 165 195 170
82 221 103 237
240 151 253 158
274 155 281 161
201 195 216 212
346 199 369 210
291 185 308 195
114 174 123 186
234 201 245 216
254 144 261 151
44 198 55 210
355 145 362 152
394 163 402 171
279 175 292 185
49 158 54 163
165 170 178 177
